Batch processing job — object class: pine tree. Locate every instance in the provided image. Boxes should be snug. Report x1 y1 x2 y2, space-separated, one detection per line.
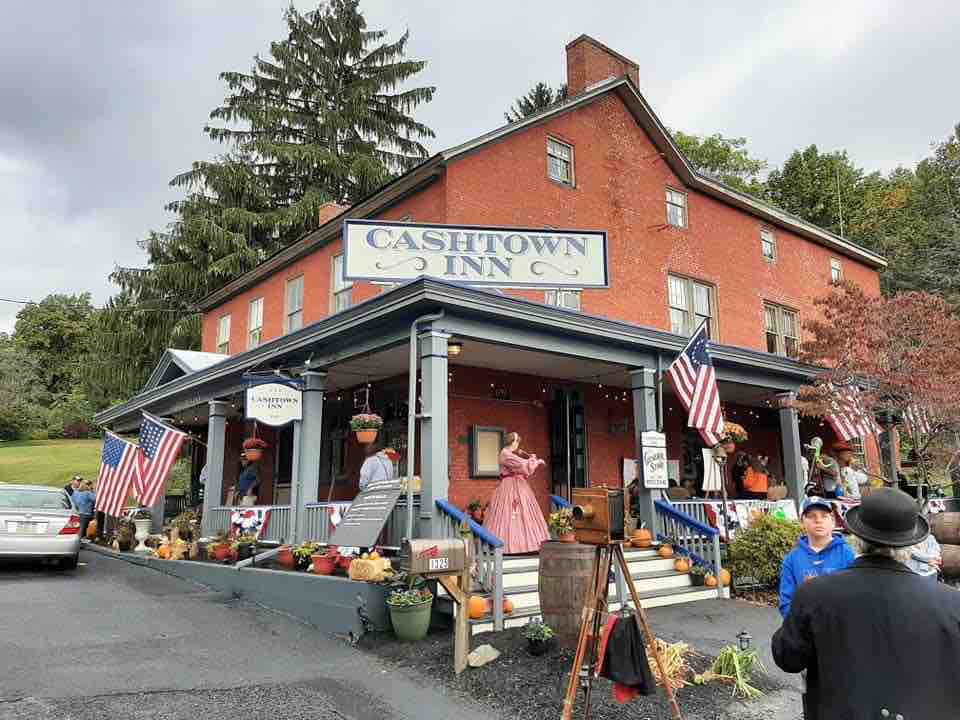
504 82 567 123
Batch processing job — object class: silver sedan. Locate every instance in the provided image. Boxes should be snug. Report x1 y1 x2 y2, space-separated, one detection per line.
0 484 81 569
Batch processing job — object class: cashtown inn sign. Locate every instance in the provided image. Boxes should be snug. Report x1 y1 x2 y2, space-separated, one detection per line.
343 219 609 288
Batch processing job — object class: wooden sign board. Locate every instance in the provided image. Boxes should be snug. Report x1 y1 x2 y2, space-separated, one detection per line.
329 479 403 548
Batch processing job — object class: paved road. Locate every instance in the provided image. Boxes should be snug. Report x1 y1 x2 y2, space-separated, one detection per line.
0 551 490 720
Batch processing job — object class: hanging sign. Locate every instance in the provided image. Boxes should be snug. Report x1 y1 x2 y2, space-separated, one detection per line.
245 378 303 427
640 431 668 489
342 219 609 288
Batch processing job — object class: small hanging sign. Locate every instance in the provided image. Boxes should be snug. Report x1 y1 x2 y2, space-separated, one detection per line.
245 376 304 427
640 431 668 489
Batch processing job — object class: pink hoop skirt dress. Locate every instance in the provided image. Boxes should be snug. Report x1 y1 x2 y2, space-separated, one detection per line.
484 449 550 554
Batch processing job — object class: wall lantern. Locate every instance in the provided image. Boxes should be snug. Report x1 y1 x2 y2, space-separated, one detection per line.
737 630 752 651
447 340 464 357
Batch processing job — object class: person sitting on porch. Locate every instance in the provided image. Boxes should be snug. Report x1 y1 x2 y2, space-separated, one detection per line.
237 452 260 506
742 455 770 500
359 442 395 491
485 432 550 554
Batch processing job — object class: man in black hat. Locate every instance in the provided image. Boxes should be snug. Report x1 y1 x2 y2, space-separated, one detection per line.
772 488 960 719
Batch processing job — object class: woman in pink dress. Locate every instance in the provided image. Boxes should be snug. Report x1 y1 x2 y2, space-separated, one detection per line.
484 432 550 554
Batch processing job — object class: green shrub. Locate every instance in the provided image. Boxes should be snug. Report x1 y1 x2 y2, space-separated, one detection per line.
727 513 803 588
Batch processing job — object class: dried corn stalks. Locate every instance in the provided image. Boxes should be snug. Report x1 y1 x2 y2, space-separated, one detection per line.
646 638 692 689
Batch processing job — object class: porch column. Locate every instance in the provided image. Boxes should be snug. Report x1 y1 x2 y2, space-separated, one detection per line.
630 367 658 533
420 329 450 537
294 371 327 543
201 400 229 536
776 392 804 508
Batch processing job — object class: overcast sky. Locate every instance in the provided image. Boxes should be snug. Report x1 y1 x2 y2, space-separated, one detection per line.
2 0 958 333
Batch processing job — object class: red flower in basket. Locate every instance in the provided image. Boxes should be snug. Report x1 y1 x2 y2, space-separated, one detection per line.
242 438 270 450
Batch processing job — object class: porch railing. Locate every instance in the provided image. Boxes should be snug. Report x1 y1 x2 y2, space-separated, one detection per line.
550 495 571 510
207 506 292 543
302 498 421 548
435 499 505 632
654 500 724 599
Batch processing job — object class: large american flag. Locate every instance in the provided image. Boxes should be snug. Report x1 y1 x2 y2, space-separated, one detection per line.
825 386 878 441
667 321 725 446
903 405 932 436
97 432 138 517
135 413 187 507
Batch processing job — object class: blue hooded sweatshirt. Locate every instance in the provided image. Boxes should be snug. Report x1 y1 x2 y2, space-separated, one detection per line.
778 534 855 618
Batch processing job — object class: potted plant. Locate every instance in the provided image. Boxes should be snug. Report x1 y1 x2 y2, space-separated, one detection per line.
132 507 152 551
242 437 269 462
233 533 258 561
115 518 136 552
310 546 338 575
208 532 235 563
690 565 708 587
386 582 434 642
277 544 296 569
171 510 200 543
467 499 485 524
523 619 555 656
350 413 383 444
549 508 576 543
720 421 748 453
293 541 322 571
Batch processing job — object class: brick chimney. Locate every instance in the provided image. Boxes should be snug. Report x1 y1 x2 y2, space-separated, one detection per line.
318 201 347 226
565 35 639 96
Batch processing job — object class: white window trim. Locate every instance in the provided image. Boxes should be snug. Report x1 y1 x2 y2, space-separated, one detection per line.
764 302 800 359
666 187 688 229
544 288 582 311
331 254 353 313
216 313 231 354
830 258 843 284
547 137 575 187
248 297 264 349
285 275 304 333
667 274 715 337
761 227 777 262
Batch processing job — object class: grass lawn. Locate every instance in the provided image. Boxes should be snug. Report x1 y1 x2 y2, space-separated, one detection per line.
0 439 102 488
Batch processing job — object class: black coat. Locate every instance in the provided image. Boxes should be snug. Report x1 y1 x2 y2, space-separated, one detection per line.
772 554 960 720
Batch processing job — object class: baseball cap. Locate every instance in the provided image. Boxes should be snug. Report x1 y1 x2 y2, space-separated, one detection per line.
801 497 833 515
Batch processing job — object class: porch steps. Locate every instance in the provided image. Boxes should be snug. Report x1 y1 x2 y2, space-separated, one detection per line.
437 546 719 635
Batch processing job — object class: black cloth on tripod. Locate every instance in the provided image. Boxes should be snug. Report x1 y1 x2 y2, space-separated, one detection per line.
599 613 656 696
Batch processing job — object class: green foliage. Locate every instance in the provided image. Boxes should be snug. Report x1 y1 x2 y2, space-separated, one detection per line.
523 619 555 641
45 389 97 439
672 131 767 196
386 587 432 607
13 294 93 399
505 82 567 123
166 458 192 494
727 514 802 588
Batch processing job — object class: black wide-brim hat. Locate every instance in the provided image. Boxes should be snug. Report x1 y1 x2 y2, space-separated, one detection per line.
844 487 929 547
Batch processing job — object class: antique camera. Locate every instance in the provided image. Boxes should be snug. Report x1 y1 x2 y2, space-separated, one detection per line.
400 538 467 576
571 486 626 545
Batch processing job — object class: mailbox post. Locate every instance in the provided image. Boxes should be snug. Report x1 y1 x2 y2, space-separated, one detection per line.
400 523 473 674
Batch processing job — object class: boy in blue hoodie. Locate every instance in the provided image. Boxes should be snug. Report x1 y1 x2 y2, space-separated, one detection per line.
779 497 855 618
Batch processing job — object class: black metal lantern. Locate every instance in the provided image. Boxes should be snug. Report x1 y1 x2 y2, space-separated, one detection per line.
737 630 752 651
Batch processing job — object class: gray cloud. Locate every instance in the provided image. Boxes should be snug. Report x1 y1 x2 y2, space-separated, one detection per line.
2 0 959 333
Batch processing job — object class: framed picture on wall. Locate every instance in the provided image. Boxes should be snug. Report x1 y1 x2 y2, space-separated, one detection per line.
471 426 505 478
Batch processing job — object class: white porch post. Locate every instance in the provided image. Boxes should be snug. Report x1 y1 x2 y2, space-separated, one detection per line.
201 400 229 536
419 329 450 537
630 367 658 533
776 391 804 509
294 371 326 544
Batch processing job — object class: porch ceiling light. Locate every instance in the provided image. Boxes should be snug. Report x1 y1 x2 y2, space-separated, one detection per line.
447 340 464 357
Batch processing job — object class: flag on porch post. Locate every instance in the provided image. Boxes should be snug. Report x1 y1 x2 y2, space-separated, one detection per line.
667 320 725 446
134 413 188 507
903 404 932 437
825 386 878 441
96 432 139 518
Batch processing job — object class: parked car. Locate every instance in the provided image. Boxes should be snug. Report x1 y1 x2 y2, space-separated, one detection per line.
0 484 81 569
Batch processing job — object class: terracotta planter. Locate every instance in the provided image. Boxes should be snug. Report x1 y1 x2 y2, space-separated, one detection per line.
559 532 577 543
355 429 379 444
211 545 235 563
277 545 296 569
244 448 263 462
311 554 337 575
337 555 353 572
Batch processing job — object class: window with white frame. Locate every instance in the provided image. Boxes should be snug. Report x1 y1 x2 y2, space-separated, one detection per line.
285 275 304 333
545 288 582 311
547 138 574 186
666 188 688 228
216 314 231 354
248 297 263 349
761 228 777 261
764 302 800 359
332 254 353 312
830 258 843 284
668 275 714 337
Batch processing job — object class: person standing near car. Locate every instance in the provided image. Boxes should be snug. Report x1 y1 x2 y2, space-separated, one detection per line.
72 478 96 539
64 475 81 497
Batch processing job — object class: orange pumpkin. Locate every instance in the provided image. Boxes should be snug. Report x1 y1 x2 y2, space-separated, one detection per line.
631 527 653 548
86 519 98 540
157 544 172 560
720 568 732 587
673 558 690 573
484 597 515 615
658 544 674 559
705 575 718 588
468 595 488 619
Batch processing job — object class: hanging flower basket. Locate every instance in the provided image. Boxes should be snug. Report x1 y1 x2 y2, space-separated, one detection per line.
350 413 383 444
242 437 269 461
719 421 748 451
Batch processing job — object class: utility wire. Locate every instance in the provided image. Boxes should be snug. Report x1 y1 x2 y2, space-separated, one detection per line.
0 297 199 313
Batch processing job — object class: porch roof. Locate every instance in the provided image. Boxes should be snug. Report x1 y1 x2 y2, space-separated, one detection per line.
95 278 821 430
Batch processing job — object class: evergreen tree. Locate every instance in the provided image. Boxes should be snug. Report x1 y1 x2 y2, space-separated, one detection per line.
672 131 767 196
504 82 567 123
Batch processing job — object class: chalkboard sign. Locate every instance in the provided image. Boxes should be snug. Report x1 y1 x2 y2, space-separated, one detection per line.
329 478 403 548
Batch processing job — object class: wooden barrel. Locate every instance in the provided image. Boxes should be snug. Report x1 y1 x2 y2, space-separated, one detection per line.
930 513 960 545
940 545 960 579
538 541 596 649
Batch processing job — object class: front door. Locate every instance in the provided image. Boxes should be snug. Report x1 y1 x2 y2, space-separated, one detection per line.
550 387 588 500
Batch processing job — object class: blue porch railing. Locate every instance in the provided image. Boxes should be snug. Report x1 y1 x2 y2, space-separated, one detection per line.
435 499 506 631
655 499 724 597
550 495 571 510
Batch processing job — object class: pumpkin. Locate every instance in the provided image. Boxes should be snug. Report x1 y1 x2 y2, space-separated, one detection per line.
86 519 98 539
720 568 732 587
673 558 690 573
482 597 515 615
658 544 674 559
468 595 488 619
705 574 718 588
157 544 172 560
631 527 653 548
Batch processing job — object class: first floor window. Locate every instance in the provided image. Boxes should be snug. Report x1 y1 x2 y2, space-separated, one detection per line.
666 188 688 228
545 288 581 311
216 314 231 354
764 302 800 358
286 275 304 333
547 138 574 186
332 254 353 312
248 297 263 349
668 275 714 337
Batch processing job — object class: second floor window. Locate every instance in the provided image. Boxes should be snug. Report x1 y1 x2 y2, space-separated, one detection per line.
332 254 353 312
248 297 263 349
666 188 688 228
547 138 574 186
216 314 231 354
545 289 581 311
764 302 800 359
286 275 304 333
668 275 713 337
831 258 843 284
761 228 776 261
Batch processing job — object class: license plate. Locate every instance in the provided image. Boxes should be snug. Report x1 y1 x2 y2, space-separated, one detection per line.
8 522 46 534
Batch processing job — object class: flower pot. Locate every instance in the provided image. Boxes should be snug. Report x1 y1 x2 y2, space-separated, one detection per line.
337 555 353 572
388 597 433 642
211 545 234 563
277 545 296 570
559 532 577 543
244 448 263 462
311 554 337 575
527 637 552 656
355 429 378 444
691 574 706 587
133 519 152 551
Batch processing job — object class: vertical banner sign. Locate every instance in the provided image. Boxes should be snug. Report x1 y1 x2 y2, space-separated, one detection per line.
640 431 668 489
343 219 609 288
245 377 304 427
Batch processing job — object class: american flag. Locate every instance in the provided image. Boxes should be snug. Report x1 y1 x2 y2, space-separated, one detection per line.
825 386 878 441
134 413 187 507
97 432 138 517
903 405 932 436
667 321 725 446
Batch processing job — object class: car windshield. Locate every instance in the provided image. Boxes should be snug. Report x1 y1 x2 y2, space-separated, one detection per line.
0 488 72 510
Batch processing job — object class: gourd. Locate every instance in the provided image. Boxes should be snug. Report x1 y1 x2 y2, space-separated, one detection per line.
674 558 690 573
631 526 653 548
157 544 172 560
720 568 732 587
485 597 514 615
705 575 718 588
468 595 488 619
658 544 675 559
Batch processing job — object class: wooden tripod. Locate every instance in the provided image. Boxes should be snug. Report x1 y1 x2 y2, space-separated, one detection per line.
559 542 683 720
